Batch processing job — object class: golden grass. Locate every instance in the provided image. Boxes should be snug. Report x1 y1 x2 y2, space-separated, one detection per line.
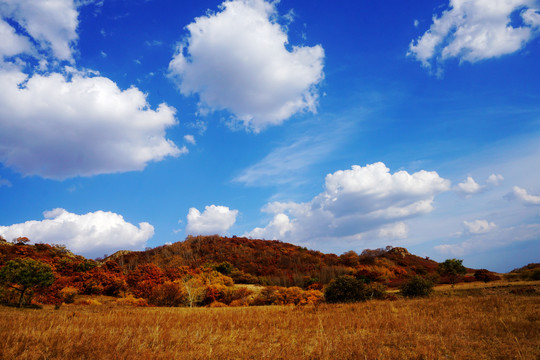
433 280 540 292
1 290 538 359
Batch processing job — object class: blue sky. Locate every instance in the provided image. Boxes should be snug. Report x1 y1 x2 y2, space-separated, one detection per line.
0 0 539 272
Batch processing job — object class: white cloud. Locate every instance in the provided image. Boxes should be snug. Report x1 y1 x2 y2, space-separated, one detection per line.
184 134 196 145
0 1 184 180
508 186 540 205
378 222 408 239
0 0 79 61
408 0 540 70
169 0 324 132
0 19 32 58
247 162 451 244
486 173 504 186
455 176 484 196
247 213 293 240
186 205 238 235
0 68 182 179
463 219 497 234
0 208 154 258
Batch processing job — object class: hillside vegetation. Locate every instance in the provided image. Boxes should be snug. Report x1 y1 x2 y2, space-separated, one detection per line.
0 235 511 308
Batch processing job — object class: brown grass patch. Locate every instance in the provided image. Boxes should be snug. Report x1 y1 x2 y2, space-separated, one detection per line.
1 291 538 359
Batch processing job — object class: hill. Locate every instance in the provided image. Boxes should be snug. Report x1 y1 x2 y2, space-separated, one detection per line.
0 235 500 307
105 235 444 287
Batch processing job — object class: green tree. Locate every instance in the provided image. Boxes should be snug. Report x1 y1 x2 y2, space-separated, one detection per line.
0 258 55 307
324 275 367 303
400 276 434 298
438 258 467 287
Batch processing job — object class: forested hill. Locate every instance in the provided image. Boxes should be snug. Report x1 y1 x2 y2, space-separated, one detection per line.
106 235 442 287
0 236 506 307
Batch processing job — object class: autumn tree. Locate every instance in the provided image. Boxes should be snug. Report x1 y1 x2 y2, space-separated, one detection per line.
13 237 30 245
438 259 467 287
181 276 206 307
127 263 164 299
0 258 54 307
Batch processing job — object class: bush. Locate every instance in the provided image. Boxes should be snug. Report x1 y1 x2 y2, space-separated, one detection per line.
324 275 367 303
365 283 387 300
59 287 78 304
474 269 501 283
115 295 148 307
400 276 434 298
213 262 236 276
149 281 186 307
230 270 259 284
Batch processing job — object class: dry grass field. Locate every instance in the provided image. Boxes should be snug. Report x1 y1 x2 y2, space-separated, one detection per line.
1 285 538 360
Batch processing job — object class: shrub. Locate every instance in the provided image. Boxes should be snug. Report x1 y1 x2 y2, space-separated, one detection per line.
213 262 236 276
324 275 367 303
400 276 434 298
59 287 78 304
364 283 387 300
474 269 501 283
115 295 148 307
149 281 186 307
251 286 323 306
230 270 259 284
76 299 102 306
209 301 228 308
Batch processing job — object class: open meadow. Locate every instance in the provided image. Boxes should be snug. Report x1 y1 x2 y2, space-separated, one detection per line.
1 284 538 360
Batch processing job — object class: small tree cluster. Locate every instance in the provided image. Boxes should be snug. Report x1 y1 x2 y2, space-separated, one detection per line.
323 275 387 303
399 276 434 298
438 259 467 286
252 286 323 306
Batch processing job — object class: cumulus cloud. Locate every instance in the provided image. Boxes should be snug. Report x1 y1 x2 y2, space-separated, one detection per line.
0 1 184 179
0 18 32 58
169 0 324 131
463 219 497 234
247 213 293 240
486 173 504 186
507 186 540 205
0 0 79 61
0 208 154 258
408 0 540 70
0 68 182 179
186 205 238 235
455 176 484 196
246 162 451 244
